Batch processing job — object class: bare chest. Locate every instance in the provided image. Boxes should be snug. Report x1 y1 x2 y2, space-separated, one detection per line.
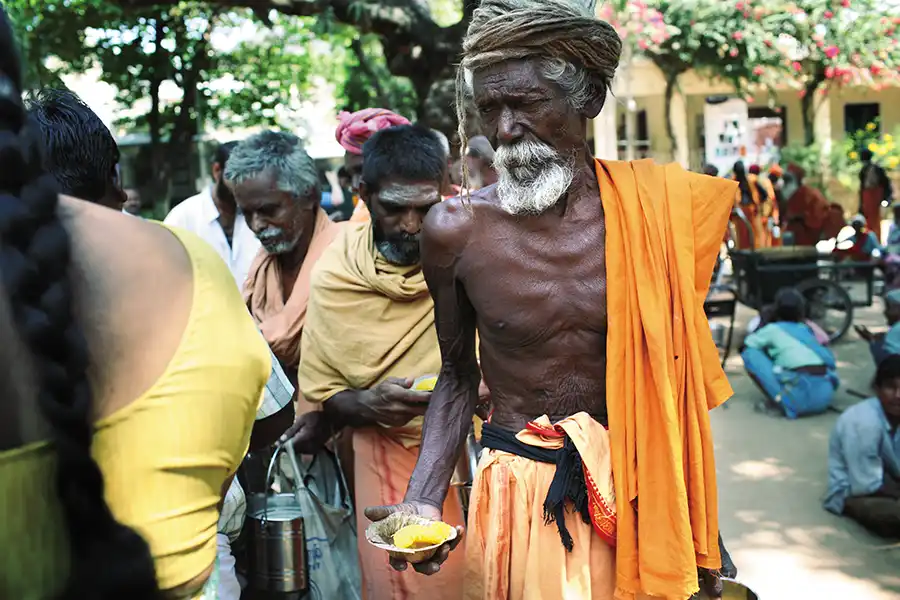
462 219 607 347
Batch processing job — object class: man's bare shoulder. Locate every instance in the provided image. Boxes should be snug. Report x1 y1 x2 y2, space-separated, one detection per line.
424 185 499 256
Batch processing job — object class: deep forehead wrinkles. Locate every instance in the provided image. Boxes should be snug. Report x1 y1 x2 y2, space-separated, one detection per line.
473 61 551 102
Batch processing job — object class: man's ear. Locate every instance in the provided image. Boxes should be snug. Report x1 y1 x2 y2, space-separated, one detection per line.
211 162 223 182
358 181 370 204
581 77 609 119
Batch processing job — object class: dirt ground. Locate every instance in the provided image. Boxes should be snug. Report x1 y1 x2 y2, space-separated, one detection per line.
713 300 900 599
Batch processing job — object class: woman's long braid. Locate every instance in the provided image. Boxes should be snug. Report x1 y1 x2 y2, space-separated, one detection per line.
0 10 159 599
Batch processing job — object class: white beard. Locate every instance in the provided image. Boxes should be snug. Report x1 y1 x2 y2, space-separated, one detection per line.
494 141 574 215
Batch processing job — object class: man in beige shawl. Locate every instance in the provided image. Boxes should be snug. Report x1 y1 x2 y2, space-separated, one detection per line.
294 125 464 600
226 131 344 382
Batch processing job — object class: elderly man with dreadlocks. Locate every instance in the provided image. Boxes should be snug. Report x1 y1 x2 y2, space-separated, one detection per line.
364 0 737 599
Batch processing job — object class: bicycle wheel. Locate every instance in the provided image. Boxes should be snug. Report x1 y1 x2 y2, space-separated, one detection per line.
795 278 853 342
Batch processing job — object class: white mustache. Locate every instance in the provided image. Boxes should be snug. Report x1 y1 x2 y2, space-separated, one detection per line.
494 141 573 216
257 227 284 241
494 141 560 178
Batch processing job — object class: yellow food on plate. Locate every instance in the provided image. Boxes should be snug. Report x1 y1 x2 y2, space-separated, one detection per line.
392 521 455 550
412 375 438 392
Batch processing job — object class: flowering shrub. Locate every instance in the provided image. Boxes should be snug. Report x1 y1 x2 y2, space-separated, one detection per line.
831 121 900 192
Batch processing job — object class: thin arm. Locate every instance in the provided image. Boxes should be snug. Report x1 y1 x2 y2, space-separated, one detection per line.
404 204 480 509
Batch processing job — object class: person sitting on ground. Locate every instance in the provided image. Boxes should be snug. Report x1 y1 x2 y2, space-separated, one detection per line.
747 302 831 346
823 354 900 538
0 9 271 597
26 87 127 210
835 214 882 262
856 290 900 366
741 287 839 418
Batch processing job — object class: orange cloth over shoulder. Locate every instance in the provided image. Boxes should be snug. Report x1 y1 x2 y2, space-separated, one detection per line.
597 159 735 599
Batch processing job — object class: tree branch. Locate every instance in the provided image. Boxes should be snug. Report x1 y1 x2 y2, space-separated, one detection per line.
350 37 390 107
116 0 467 78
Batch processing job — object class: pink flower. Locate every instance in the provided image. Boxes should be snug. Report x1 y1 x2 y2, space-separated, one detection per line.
825 66 836 78
745 96 755 103
733 31 744 41
824 10 834 18
792 61 803 72
798 89 807 98
871 64 883 76
753 65 765 76
764 39 773 47
730 47 740 57
824 46 839 58
736 1 744 9
841 0 850 6
638 39 650 50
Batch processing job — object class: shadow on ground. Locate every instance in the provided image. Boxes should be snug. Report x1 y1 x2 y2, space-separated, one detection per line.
713 302 900 599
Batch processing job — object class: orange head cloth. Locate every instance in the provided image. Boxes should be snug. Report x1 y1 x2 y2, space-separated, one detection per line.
769 164 784 178
335 108 411 155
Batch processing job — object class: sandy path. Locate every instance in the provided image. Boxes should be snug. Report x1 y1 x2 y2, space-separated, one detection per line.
712 301 900 599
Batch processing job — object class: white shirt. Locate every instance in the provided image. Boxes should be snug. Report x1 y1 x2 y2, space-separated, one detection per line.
164 187 261 289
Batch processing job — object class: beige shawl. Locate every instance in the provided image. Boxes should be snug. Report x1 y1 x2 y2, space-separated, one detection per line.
298 222 440 447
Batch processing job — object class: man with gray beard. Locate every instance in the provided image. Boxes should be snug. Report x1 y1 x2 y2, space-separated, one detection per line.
365 0 739 598
227 131 344 380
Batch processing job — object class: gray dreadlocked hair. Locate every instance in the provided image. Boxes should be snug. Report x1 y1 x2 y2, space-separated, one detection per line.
455 0 622 196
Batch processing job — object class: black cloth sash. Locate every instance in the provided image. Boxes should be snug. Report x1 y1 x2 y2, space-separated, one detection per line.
480 422 591 552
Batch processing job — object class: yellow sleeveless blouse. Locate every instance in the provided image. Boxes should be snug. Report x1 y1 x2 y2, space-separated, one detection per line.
0 225 271 597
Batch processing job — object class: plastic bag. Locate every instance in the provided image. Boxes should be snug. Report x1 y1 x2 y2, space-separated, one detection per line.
285 444 362 600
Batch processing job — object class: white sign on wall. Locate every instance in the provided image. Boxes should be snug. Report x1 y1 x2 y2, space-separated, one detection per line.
704 98 749 176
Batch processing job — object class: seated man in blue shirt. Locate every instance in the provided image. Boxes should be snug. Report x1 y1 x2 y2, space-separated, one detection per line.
824 355 900 538
741 287 839 418
856 289 900 365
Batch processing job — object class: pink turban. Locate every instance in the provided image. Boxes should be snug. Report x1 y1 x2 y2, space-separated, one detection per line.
335 108 411 155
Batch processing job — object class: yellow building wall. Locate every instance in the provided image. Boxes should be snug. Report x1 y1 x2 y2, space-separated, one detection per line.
827 86 900 135
603 57 900 179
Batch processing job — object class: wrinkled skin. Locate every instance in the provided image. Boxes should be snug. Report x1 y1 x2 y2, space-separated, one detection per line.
364 59 729 598
232 171 319 299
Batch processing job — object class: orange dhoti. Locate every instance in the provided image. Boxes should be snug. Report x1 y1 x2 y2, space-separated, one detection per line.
354 427 465 600
465 413 653 600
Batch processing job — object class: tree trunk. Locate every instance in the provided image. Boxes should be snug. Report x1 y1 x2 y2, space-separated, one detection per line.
663 72 680 163
147 19 172 212
800 85 816 147
800 71 826 147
